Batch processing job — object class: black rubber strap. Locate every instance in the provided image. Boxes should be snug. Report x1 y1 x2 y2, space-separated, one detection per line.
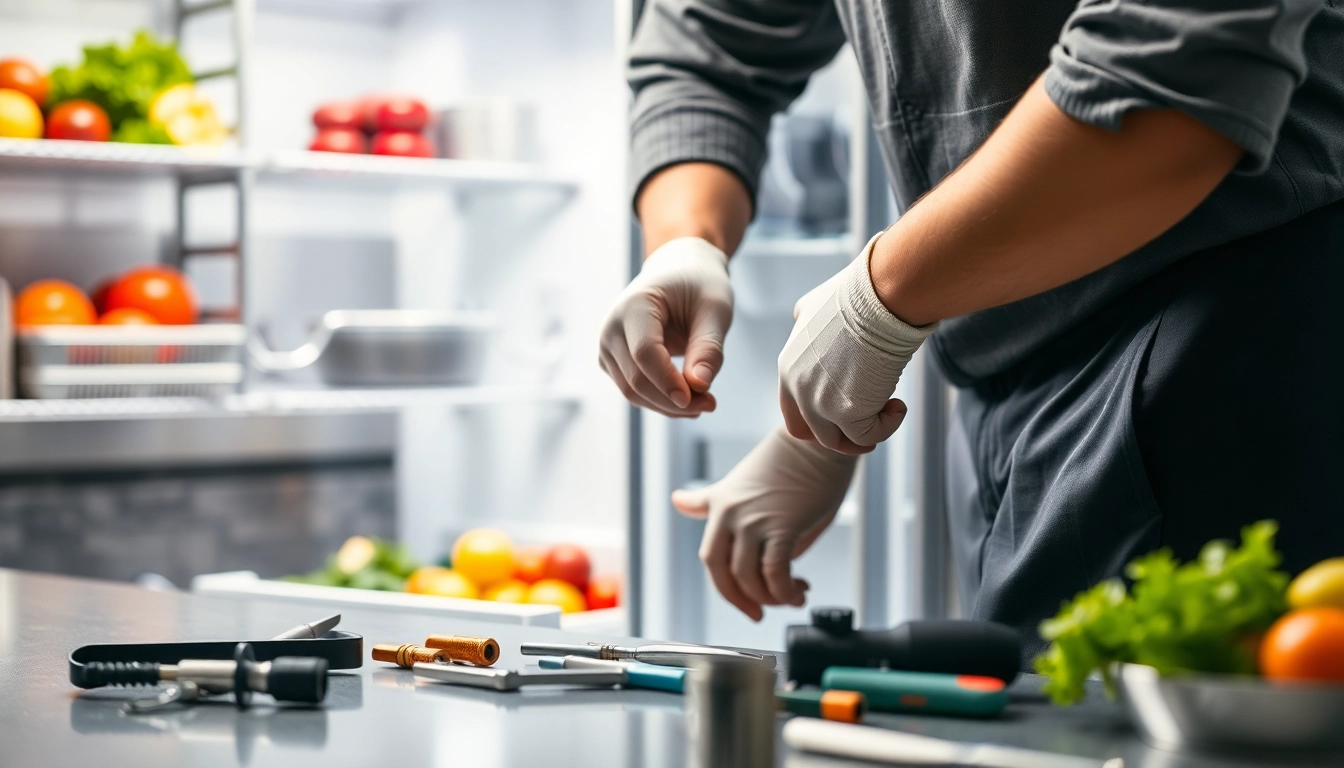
68 630 363 689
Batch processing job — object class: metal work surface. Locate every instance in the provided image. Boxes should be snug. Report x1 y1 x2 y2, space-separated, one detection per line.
0 569 1330 768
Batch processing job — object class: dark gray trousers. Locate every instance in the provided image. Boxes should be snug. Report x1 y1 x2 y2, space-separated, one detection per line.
944 198 1344 661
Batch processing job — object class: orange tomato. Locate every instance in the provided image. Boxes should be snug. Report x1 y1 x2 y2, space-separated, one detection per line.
451 529 516 588
105 266 198 325
483 579 530 603
405 567 478 600
1260 607 1344 682
513 546 547 584
15 280 95 326
543 543 591 591
100 308 159 325
586 574 621 610
526 578 588 614
0 59 47 106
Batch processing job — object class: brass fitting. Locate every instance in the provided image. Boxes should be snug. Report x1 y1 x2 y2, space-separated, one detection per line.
372 644 448 669
424 635 500 667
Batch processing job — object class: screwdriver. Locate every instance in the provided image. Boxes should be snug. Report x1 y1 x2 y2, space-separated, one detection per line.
521 642 774 669
271 614 341 640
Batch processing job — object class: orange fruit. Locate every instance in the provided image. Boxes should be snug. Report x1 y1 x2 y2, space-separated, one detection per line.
105 266 198 325
483 579 530 603
1260 607 1344 682
0 88 42 139
587 574 621 610
513 546 547 584
526 578 588 614
451 529 515 588
405 567 478 600
100 308 160 325
0 59 47 106
15 280 95 326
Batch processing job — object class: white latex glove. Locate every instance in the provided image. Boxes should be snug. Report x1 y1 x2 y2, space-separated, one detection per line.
599 237 733 417
672 427 858 621
778 232 937 455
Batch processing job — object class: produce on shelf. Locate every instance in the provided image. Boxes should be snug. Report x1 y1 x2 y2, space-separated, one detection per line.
102 266 198 325
44 100 110 142
283 535 420 592
405 566 478 599
587 573 621 611
543 543 591 591
372 130 434 158
312 101 362 131
99 307 159 325
452 528 517 587
148 83 226 146
0 88 43 139
1287 557 1344 610
513 546 547 583
482 579 530 603
309 93 434 156
1259 607 1344 681
527 578 588 614
309 127 366 154
373 96 429 132
14 280 97 326
0 58 48 105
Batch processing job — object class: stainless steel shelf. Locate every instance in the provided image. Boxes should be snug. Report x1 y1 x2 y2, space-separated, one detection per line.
0 140 578 192
0 386 584 423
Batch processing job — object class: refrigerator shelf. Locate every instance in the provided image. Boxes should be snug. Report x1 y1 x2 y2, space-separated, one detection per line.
0 139 578 193
0 385 584 422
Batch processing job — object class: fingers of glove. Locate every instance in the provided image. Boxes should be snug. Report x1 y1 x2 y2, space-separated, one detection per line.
840 398 909 448
730 528 779 608
671 487 711 518
682 302 731 392
760 535 805 606
779 386 817 443
600 351 696 418
798 404 873 456
794 510 840 558
625 311 693 408
608 338 706 416
700 519 763 621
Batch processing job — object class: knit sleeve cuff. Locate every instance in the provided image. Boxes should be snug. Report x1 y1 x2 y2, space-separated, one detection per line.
841 232 938 354
629 105 768 210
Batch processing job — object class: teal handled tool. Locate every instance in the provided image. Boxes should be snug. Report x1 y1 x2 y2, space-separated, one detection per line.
538 656 687 692
821 667 1008 717
776 688 866 723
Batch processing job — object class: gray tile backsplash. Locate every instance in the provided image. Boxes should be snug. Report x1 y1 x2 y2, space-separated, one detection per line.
0 459 395 587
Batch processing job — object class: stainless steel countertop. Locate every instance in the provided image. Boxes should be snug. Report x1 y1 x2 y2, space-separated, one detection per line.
0 568 1329 768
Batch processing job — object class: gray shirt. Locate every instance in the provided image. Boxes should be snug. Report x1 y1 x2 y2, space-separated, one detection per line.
628 0 1344 381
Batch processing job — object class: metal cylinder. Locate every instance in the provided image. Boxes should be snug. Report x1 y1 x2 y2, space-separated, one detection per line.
685 658 776 768
371 644 445 669
424 635 500 667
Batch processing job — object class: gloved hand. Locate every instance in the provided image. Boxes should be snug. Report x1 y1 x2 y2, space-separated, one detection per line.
672 427 858 621
778 232 937 454
599 237 733 417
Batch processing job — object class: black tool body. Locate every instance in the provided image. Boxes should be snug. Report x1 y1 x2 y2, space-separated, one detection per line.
786 607 1020 686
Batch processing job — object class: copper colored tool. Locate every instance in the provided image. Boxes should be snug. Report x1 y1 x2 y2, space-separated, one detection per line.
424 635 500 667
372 644 450 669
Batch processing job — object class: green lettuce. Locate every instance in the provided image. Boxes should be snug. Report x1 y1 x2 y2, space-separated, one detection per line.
1035 520 1289 705
47 30 192 137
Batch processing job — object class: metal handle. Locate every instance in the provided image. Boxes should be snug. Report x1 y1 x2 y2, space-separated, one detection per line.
247 329 329 372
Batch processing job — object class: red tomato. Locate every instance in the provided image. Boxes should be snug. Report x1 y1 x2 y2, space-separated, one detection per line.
99 308 159 325
543 544 591 591
309 128 367 154
312 100 362 131
359 94 390 131
15 280 95 326
371 130 434 158
586 574 620 610
513 546 547 584
0 58 47 106
1260 608 1344 682
375 97 429 132
45 100 110 142
105 267 198 325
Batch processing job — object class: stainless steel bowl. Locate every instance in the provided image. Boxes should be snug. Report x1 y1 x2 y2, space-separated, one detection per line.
1117 663 1344 755
250 310 494 387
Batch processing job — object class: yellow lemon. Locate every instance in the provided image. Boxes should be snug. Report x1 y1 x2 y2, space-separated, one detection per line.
1288 557 1344 611
483 579 530 603
451 529 516 588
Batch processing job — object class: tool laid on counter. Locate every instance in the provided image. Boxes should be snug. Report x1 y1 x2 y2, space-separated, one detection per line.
271 613 342 640
776 688 866 723
68 614 362 711
783 718 1125 768
821 667 1008 717
520 641 774 668
787 607 1021 685
538 656 687 692
371 634 500 668
76 642 329 713
413 663 627 691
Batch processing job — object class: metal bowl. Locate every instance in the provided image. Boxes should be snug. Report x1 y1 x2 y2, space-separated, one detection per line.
250 310 494 387
1117 662 1344 755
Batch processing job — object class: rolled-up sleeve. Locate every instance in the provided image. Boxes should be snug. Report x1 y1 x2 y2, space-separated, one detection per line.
628 0 846 205
1045 0 1328 173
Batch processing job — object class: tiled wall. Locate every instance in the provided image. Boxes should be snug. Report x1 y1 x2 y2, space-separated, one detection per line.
0 459 395 587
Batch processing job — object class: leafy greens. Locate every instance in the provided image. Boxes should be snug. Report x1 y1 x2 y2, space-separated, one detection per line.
1035 520 1288 705
47 30 192 138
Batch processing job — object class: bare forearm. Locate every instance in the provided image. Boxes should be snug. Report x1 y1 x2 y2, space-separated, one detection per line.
636 162 753 257
872 78 1244 327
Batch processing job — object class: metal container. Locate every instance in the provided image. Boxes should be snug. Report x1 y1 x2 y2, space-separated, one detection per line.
249 310 493 387
435 101 538 163
685 658 776 768
1117 662 1344 755
0 277 12 399
16 324 246 399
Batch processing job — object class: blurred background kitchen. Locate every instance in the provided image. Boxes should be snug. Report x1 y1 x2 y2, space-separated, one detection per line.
0 0 948 651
